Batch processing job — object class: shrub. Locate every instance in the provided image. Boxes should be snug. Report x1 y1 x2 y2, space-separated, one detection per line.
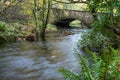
0 21 7 32
59 48 120 80
78 30 111 52
0 21 17 43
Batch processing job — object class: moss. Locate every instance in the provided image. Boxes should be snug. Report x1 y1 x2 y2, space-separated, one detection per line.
46 23 57 32
69 20 82 28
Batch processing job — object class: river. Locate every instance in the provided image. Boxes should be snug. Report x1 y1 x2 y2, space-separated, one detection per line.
0 29 86 80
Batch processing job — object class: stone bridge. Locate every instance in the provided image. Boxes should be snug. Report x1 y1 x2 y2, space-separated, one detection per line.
49 8 94 27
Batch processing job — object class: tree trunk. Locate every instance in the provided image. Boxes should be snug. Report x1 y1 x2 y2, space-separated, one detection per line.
40 0 51 41
33 0 39 41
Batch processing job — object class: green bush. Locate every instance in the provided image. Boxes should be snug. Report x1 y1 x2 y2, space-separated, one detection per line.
79 30 111 52
0 21 7 32
59 48 120 80
0 21 17 43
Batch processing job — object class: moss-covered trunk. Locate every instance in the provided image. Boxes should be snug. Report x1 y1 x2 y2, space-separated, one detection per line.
40 0 51 41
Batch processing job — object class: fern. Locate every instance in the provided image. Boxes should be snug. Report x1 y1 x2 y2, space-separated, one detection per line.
59 48 120 80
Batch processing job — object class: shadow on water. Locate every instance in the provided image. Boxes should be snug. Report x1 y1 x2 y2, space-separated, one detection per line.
0 29 87 80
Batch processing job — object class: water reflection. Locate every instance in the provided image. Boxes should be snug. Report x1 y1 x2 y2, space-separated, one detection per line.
0 29 87 80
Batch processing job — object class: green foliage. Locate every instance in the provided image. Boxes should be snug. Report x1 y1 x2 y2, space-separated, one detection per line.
12 23 27 36
46 23 57 32
66 1 120 79
79 0 120 50
0 21 16 43
79 30 111 51
69 20 82 28
0 21 27 43
59 48 120 80
0 21 7 32
59 67 80 80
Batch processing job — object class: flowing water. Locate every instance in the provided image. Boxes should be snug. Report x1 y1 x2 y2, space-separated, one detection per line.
0 29 86 80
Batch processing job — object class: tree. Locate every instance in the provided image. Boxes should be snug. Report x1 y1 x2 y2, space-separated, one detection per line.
40 0 51 41
33 0 39 41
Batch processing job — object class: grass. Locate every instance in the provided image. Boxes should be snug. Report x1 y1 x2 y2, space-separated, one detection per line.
46 23 57 32
69 20 82 28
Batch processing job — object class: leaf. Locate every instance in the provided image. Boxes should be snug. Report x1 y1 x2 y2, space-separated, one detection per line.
59 67 80 80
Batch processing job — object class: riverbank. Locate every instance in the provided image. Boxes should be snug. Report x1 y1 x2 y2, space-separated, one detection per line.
0 20 83 43
0 21 57 43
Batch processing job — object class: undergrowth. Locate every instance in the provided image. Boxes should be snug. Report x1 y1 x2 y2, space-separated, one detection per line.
59 48 120 80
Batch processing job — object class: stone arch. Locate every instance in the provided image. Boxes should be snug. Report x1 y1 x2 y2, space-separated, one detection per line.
49 8 94 28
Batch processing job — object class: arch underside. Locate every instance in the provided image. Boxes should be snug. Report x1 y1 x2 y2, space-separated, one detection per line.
53 18 77 28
